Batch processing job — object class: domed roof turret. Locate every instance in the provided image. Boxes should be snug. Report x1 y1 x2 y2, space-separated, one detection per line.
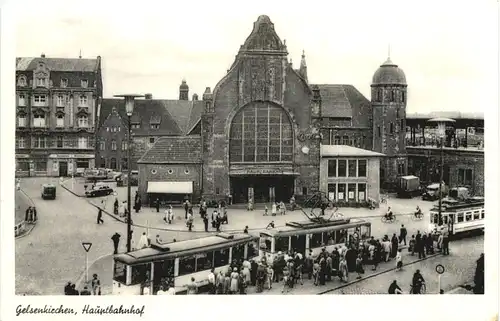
180 79 189 90
372 58 407 86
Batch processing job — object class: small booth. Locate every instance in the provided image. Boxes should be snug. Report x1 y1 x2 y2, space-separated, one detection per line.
147 181 193 205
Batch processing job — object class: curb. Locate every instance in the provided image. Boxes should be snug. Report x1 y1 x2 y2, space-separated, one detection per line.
15 188 37 239
74 253 113 291
60 180 85 198
317 252 442 295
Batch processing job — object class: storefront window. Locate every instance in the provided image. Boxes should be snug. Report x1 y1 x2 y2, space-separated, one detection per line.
328 160 336 177
338 160 346 177
358 184 366 201
327 184 336 201
338 184 346 201
348 184 356 200
358 160 367 177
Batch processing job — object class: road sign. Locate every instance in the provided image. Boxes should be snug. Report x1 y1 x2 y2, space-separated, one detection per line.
436 264 445 274
82 242 92 252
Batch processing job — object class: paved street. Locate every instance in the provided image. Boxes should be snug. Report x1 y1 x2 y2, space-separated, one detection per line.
325 235 483 294
15 189 31 224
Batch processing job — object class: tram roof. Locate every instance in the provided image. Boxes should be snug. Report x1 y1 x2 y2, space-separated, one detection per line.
114 233 258 265
260 219 369 237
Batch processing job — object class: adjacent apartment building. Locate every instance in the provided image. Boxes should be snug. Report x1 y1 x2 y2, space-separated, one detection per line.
15 54 103 177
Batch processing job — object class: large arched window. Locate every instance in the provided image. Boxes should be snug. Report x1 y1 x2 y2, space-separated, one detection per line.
229 102 293 163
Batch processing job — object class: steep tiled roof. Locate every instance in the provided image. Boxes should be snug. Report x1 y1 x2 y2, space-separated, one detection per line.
138 136 202 164
314 84 361 118
16 57 99 72
186 101 204 134
163 100 193 134
100 99 182 136
341 85 372 119
321 145 385 157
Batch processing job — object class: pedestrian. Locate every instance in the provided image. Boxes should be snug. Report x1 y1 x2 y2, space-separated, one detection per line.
396 249 403 270
383 238 391 262
97 208 104 224
280 201 286 215
184 200 189 219
243 226 248 234
156 286 166 295
230 268 239 294
409 235 416 255
391 234 399 258
208 268 216 294
113 198 119 215
416 231 423 258
138 232 149 249
111 232 120 254
91 274 101 295
355 254 364 279
155 234 165 245
70 284 79 295
187 212 194 232
426 233 435 254
64 282 72 295
442 235 450 255
399 224 407 245
263 205 269 216
203 215 209 232
271 202 277 216
80 286 91 295
266 221 275 229
16 178 21 190
339 257 348 282
155 198 160 213
25 206 31 222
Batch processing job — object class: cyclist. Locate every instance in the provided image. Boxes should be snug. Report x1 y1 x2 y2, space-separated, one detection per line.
415 206 423 218
411 269 426 294
384 207 394 221
388 280 403 294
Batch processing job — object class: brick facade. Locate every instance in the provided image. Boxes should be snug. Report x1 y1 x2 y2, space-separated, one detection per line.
95 110 128 170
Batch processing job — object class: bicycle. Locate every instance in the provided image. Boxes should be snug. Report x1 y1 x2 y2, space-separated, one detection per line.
381 215 396 223
409 283 427 294
411 212 424 221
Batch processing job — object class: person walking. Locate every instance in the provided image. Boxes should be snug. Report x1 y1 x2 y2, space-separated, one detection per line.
409 235 416 255
97 208 104 224
184 200 189 219
271 202 277 216
155 198 160 213
391 234 399 258
208 268 216 294
138 232 149 249
25 206 31 222
399 224 407 245
203 215 209 232
111 232 120 254
187 212 194 232
32 207 38 222
355 254 364 279
91 274 101 295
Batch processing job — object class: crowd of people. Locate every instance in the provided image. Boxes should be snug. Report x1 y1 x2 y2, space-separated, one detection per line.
24 206 38 223
64 274 102 296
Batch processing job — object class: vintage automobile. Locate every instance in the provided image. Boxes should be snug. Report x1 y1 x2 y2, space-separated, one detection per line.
85 185 114 197
422 182 449 201
41 184 57 200
396 175 421 198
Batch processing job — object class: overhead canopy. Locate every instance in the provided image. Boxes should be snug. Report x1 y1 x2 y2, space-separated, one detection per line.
147 181 193 194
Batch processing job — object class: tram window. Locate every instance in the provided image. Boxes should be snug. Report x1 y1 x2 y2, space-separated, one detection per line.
232 244 245 263
432 214 439 224
260 235 272 251
178 256 196 276
335 230 347 244
155 260 175 280
195 252 214 272
247 240 259 259
473 212 480 220
291 235 306 251
113 261 127 284
457 213 464 223
360 225 370 239
275 236 290 252
130 263 151 285
310 233 323 248
323 232 335 245
465 213 472 222
481 211 485 219
442 216 449 225
214 249 229 267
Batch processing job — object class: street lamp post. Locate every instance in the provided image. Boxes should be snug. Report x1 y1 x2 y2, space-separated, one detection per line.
428 118 456 227
114 94 144 252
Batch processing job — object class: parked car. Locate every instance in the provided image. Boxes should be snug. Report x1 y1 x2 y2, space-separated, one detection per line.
396 175 421 198
85 185 114 197
41 184 56 200
422 182 449 201
119 170 139 187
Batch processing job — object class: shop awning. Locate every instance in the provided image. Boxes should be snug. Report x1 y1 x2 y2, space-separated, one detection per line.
147 181 193 194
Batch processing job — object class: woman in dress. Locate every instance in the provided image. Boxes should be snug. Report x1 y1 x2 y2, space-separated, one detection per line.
230 267 239 294
355 254 364 279
281 266 290 293
339 257 348 283
271 202 277 216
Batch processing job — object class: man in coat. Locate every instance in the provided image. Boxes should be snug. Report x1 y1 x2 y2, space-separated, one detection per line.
111 232 121 254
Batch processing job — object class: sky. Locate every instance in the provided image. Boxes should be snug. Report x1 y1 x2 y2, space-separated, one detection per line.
12 0 498 113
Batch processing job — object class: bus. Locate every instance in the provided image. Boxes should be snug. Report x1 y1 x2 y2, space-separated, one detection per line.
259 218 371 263
112 233 259 295
429 197 484 237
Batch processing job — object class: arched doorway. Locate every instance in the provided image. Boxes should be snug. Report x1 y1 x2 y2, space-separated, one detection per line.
229 102 295 204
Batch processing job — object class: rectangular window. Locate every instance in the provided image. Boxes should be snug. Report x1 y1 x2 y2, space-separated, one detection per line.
275 236 290 252
358 183 366 201
78 137 88 149
334 135 341 145
338 184 346 200
328 159 336 177
79 95 88 107
57 95 64 106
150 124 160 129
310 233 323 248
337 160 346 177
390 123 394 134
33 115 46 127
19 94 26 106
121 141 128 150
77 116 89 128
465 169 473 186
402 91 405 103
358 160 367 177
378 126 381 137
213 249 229 267
195 252 214 271
178 256 196 276
342 136 349 145
465 212 472 222
132 124 140 129
33 95 47 106
17 115 26 127
33 137 47 148
113 261 127 284
81 79 88 88
34 161 47 171
149 137 155 144
400 119 405 131
302 187 307 195
56 115 64 127
348 184 356 200
99 141 105 150
215 187 220 194
56 136 63 148
61 78 68 88
36 78 45 87
130 263 150 286
457 213 464 223
16 137 26 149
327 184 336 201
111 140 117 151
348 160 357 177
473 211 480 220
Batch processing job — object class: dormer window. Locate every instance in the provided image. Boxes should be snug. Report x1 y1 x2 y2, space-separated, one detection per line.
33 95 47 106
151 124 160 129
81 79 88 88
18 76 27 87
131 123 140 129
79 95 88 107
61 78 68 88
36 78 46 87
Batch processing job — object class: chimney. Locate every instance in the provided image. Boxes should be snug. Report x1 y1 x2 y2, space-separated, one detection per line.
41 53 46 58
192 93 198 101
145 93 153 100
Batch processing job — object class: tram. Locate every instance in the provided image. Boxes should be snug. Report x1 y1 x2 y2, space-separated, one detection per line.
259 218 371 263
112 233 259 295
429 197 484 237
